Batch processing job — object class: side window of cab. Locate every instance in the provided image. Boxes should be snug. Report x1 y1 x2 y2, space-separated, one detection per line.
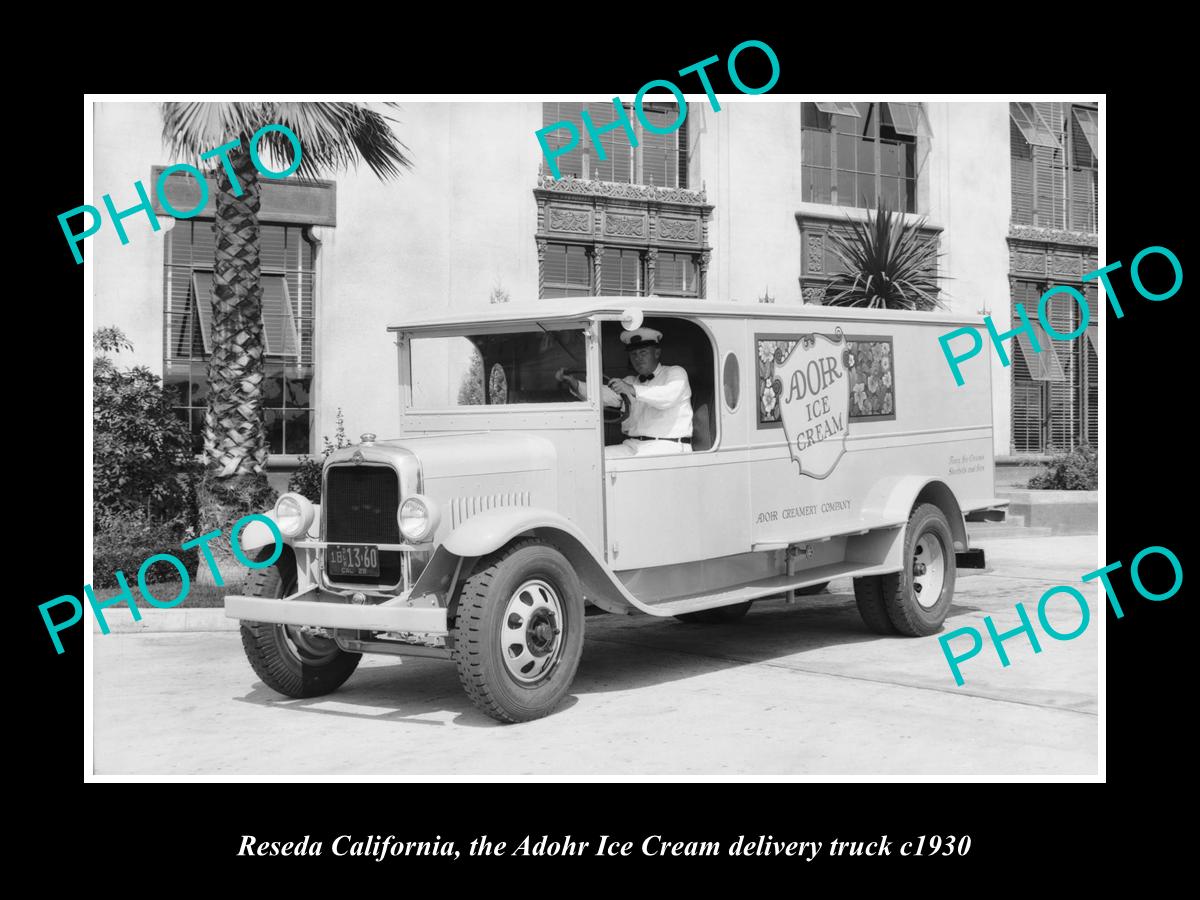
599 316 718 451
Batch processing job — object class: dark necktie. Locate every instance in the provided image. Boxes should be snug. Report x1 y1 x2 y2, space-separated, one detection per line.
638 374 653 383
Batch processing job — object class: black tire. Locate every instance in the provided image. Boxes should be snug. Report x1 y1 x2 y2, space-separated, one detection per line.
853 575 897 634
239 548 362 699
675 601 752 624
451 540 585 724
880 503 957 636
849 578 897 633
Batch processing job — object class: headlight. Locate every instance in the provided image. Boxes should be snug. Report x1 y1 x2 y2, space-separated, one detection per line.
274 492 315 538
398 494 440 543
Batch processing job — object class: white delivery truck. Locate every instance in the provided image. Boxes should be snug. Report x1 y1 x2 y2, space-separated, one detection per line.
225 298 1005 722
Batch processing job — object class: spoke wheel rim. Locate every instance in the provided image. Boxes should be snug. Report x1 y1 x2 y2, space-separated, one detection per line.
912 531 947 610
500 578 565 684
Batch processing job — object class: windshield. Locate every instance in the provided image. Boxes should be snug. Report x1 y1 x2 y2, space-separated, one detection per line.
409 325 588 408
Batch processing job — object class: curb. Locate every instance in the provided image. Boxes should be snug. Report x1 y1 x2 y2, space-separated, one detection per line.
999 490 1098 535
92 608 239 634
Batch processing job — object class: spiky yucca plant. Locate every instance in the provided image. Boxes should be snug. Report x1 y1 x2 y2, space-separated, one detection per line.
159 102 412 568
824 201 944 310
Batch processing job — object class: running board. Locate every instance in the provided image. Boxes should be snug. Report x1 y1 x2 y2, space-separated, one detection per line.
639 561 901 618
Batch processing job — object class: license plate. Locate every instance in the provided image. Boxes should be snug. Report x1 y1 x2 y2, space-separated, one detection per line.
327 545 380 578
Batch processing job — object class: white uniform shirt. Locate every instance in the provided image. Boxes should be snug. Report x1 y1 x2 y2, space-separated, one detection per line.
603 364 693 440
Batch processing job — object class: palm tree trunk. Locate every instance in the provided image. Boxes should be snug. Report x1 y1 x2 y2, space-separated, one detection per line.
196 141 277 583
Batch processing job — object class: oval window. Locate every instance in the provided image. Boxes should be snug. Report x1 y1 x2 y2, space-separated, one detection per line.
723 352 739 410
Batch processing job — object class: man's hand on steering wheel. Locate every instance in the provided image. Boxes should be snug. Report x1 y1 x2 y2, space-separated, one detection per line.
607 379 635 399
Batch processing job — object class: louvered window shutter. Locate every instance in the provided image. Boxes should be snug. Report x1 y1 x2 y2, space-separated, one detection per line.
1011 281 1045 452
1032 103 1065 228
1084 329 1098 447
601 249 642 296
638 104 685 188
1068 109 1098 232
1045 285 1079 450
542 102 585 179
655 253 697 297
1011 121 1035 226
543 244 591 297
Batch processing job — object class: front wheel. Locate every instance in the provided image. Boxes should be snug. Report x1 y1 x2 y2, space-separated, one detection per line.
239 548 362 698
451 541 585 723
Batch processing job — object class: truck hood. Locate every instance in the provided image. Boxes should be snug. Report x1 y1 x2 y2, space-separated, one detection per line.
388 432 555 480
325 432 556 485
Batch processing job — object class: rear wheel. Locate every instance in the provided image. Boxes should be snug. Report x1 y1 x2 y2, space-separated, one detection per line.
853 575 897 634
451 541 585 723
880 503 957 636
675 601 752 624
238 548 362 698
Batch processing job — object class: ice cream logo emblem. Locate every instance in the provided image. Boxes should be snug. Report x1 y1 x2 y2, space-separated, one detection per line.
773 328 848 479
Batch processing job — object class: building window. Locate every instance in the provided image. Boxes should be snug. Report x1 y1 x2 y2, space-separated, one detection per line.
1068 105 1098 233
1010 102 1097 233
541 102 688 188
536 104 711 301
164 219 316 455
655 252 698 298
542 243 592 297
601 247 644 296
1009 279 1097 453
801 102 923 212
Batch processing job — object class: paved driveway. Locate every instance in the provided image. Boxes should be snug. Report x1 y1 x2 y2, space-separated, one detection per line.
92 535 1099 778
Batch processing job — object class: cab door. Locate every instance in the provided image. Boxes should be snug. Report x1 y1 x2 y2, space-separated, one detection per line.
601 317 751 572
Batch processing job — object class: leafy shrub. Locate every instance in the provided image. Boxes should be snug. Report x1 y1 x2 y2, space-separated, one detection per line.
93 327 202 583
94 328 200 524
1027 445 1098 490
93 510 199 589
288 458 323 503
287 408 349 502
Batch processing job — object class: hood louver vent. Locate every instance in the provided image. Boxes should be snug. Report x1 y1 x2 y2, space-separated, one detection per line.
450 492 532 529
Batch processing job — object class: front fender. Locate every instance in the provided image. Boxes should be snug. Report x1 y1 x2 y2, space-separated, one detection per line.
237 503 322 553
441 508 640 616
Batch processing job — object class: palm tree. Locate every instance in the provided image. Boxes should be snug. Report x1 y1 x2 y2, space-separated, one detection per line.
160 102 412 551
823 201 945 310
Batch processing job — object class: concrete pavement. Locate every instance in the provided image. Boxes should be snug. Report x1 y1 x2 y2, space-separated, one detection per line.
92 535 1099 778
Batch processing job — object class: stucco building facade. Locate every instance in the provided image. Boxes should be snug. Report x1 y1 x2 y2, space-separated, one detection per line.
91 99 1097 486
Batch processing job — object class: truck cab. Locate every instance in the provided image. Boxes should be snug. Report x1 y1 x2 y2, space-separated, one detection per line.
225 298 1006 723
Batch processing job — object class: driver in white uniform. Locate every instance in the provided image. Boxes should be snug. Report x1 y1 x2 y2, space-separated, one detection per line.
557 327 693 458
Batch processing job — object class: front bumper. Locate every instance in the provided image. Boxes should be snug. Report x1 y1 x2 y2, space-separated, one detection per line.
225 590 448 635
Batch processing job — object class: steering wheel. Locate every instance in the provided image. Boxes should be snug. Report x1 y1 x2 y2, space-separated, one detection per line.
559 369 628 423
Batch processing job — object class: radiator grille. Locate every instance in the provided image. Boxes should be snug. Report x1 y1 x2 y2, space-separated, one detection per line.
325 466 401 543
324 465 402 586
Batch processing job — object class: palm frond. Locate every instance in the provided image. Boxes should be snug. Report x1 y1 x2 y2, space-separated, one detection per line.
161 102 413 181
822 200 946 311
267 102 413 180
